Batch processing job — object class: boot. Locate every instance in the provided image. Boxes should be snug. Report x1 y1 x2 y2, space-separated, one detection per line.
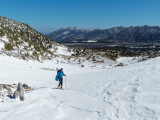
58 85 60 88
60 86 63 89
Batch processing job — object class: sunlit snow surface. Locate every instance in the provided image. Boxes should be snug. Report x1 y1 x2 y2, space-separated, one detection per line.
54 46 73 56
0 36 9 43
0 42 4 49
0 55 160 120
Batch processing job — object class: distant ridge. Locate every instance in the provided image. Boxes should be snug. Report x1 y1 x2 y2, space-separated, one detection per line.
47 26 160 43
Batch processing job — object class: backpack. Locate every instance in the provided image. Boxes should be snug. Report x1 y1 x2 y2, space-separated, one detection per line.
55 70 61 81
57 70 61 74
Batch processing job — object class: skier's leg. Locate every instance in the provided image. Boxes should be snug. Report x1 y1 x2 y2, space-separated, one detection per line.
59 78 63 88
59 78 62 87
58 78 61 88
61 78 63 87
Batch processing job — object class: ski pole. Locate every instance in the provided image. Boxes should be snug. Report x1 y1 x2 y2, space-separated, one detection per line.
65 76 68 89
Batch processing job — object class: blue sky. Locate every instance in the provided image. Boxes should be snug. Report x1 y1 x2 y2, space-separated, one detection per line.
0 0 160 32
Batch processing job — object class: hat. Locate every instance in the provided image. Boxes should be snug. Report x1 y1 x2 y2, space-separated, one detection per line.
61 68 63 70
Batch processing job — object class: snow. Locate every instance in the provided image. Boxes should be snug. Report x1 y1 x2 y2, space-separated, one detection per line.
0 36 9 42
82 40 97 42
87 40 97 42
0 42 4 49
0 55 160 120
117 57 140 64
55 46 73 56
63 31 70 35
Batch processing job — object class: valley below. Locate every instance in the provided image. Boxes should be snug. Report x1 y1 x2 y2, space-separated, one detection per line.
63 42 160 49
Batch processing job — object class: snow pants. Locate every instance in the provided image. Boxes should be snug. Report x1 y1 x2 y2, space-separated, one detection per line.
59 78 63 87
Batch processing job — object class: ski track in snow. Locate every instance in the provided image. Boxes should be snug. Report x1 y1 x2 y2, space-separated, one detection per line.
0 55 160 120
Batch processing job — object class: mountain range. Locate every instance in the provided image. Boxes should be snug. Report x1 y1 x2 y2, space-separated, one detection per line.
47 26 160 43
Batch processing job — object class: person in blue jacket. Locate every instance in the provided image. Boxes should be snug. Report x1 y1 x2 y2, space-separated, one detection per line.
56 68 66 89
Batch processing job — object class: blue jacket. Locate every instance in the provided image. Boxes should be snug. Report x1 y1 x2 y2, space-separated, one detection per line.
55 70 65 81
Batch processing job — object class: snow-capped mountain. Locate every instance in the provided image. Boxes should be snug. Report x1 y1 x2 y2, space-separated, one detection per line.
108 25 160 43
47 26 125 43
47 26 160 43
0 16 71 61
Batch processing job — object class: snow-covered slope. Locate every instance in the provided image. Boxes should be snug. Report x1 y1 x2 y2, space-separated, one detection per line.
0 55 160 120
0 16 72 61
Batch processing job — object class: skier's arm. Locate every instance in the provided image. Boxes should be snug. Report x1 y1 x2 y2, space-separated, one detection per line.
63 72 66 76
